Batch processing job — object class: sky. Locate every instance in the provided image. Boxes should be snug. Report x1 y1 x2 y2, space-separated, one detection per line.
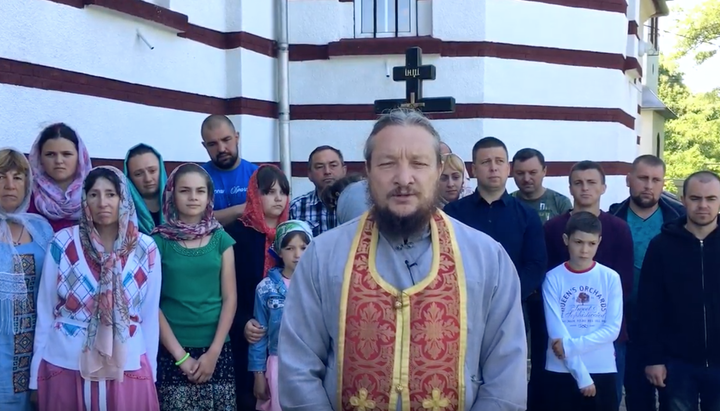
661 0 720 93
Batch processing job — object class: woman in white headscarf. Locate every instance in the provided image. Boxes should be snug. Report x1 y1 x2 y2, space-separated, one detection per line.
438 153 473 208
0 148 54 410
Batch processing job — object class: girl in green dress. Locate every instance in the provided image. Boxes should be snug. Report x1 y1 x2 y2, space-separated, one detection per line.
152 163 238 410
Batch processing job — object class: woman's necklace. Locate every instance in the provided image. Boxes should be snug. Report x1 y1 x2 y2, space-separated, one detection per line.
181 235 207 249
12 225 25 246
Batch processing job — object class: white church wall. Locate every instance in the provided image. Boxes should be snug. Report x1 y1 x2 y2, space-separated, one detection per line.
435 0 628 54
0 0 229 98
2 0 638 205
169 0 227 31
290 56 628 109
0 85 278 163
0 0 279 158
239 0 276 40
234 49 278 103
0 0 277 101
289 0 628 55
289 1 354 44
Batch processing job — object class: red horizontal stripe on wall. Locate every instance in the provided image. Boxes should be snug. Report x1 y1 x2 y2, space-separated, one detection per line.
0 57 635 127
43 0 632 68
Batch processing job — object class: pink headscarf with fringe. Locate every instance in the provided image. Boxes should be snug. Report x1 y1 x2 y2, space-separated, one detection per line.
29 123 93 221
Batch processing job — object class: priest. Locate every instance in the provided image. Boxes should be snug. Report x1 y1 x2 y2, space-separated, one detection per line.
277 108 527 411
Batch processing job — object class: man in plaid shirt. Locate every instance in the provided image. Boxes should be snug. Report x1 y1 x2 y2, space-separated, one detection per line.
290 145 347 236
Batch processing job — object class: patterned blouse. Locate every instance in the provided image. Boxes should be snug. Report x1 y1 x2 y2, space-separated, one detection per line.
0 241 47 408
29 226 162 388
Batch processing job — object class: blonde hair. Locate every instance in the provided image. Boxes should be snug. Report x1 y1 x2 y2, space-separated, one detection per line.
442 153 466 175
0 149 30 178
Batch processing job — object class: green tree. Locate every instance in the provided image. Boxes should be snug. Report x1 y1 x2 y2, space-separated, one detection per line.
673 0 720 64
658 58 720 189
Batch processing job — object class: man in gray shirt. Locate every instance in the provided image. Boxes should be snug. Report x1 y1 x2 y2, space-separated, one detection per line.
278 109 528 410
511 148 572 224
510 147 571 411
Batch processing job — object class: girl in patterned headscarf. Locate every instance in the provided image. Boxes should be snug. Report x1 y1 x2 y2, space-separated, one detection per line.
31 166 161 411
0 148 54 411
28 123 93 232
249 220 313 411
152 163 238 411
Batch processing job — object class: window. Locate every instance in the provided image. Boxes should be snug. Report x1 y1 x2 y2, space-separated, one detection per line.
356 0 417 38
648 17 659 49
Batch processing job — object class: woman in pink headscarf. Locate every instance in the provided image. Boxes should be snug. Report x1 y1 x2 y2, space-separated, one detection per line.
28 123 93 232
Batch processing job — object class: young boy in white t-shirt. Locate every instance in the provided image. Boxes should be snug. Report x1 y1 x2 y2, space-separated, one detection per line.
542 211 623 411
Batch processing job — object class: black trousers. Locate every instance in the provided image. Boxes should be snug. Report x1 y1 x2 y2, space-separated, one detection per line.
526 296 549 411
229 326 257 411
545 371 618 411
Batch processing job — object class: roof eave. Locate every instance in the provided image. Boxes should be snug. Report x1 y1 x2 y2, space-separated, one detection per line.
652 0 671 17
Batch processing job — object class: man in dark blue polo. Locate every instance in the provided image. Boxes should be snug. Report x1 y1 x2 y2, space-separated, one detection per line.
444 138 546 406
444 137 547 300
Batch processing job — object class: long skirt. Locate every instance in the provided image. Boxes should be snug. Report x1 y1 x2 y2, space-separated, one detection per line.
256 355 280 411
36 354 159 411
156 342 236 411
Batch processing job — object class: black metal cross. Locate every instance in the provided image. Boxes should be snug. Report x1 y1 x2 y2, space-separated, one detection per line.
374 47 456 114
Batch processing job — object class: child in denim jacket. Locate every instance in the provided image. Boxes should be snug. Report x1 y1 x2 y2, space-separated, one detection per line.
248 220 313 411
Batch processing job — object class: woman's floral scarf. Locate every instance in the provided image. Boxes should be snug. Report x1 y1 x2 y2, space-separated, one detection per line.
151 163 221 241
79 166 139 382
29 126 92 222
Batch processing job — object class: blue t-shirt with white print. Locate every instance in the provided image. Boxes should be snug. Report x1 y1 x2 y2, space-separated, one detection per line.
202 159 258 210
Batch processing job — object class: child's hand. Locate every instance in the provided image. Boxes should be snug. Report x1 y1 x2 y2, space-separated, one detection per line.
193 350 220 384
245 319 266 344
580 384 596 397
179 356 200 383
254 372 270 401
551 338 565 359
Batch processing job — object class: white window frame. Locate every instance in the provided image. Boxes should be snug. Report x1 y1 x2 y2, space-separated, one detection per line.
354 0 417 39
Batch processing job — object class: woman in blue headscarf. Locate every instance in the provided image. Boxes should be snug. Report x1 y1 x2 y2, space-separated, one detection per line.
123 144 167 234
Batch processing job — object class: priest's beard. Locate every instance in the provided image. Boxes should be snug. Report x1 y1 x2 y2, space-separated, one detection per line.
368 184 438 239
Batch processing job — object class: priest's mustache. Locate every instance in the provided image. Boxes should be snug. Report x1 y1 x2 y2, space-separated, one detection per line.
388 188 420 198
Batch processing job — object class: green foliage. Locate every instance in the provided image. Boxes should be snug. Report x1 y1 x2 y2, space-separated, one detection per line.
659 58 720 191
673 0 720 64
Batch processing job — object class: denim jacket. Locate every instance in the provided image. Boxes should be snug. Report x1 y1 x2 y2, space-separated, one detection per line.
248 267 289 372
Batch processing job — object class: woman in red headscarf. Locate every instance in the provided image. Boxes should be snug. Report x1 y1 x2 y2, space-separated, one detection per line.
224 164 289 410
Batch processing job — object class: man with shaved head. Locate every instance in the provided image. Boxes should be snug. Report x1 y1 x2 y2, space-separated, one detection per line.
200 114 258 226
638 171 720 411
609 155 683 411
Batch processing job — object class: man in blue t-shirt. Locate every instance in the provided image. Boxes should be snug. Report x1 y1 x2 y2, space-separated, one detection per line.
200 114 258 226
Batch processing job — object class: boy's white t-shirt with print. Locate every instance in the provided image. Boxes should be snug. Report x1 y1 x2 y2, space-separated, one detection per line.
542 261 624 389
